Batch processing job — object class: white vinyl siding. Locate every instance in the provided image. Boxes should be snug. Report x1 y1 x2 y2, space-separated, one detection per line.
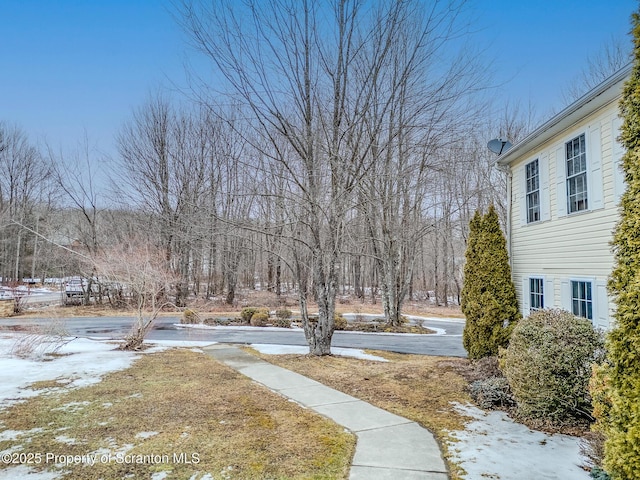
540 154 551 221
510 103 620 328
589 124 604 210
612 116 625 203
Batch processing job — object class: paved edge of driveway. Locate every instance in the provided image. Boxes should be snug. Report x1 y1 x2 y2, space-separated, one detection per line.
203 344 449 480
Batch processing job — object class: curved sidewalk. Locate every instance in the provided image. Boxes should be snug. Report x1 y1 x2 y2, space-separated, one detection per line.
204 344 448 480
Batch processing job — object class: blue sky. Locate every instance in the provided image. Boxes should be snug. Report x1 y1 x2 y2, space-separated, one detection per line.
0 0 637 159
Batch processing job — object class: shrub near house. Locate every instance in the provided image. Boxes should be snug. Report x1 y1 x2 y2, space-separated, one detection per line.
502 309 604 425
462 205 521 359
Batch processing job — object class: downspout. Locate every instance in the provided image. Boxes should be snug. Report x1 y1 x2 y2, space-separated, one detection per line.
497 164 513 266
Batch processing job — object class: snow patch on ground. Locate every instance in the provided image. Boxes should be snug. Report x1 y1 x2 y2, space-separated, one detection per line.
54 435 77 445
0 335 138 409
0 334 216 411
250 343 388 361
0 465 61 480
447 403 590 480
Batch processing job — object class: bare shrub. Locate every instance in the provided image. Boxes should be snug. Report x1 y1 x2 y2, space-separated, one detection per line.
10 318 72 360
581 431 606 472
469 377 514 409
203 317 230 326
91 241 178 351
353 314 367 323
272 318 292 328
471 356 502 381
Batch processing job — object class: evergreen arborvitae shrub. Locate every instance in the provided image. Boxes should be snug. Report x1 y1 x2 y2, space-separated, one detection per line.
592 11 640 479
502 309 604 424
461 205 521 359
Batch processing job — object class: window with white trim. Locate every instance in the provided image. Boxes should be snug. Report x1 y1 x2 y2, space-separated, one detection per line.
525 159 540 223
566 134 588 213
571 280 592 320
529 278 544 311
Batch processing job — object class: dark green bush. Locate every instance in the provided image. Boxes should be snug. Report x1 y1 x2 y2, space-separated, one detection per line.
462 206 521 359
595 14 640 476
590 467 611 480
502 309 604 424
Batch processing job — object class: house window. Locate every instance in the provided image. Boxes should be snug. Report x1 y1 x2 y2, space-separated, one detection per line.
571 280 592 320
530 278 544 311
566 134 588 213
525 160 540 223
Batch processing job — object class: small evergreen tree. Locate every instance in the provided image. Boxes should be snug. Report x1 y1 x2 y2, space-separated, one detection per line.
461 205 520 359
592 10 640 479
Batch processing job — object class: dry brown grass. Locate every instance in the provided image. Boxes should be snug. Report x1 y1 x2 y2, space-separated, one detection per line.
0 349 354 479
337 302 463 319
246 348 473 479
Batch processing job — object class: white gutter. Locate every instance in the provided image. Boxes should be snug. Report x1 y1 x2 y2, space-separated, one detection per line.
496 63 632 167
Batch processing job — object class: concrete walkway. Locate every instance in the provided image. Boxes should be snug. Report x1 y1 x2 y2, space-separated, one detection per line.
204 344 449 480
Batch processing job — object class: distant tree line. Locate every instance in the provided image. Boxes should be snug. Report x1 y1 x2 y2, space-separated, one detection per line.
0 0 536 354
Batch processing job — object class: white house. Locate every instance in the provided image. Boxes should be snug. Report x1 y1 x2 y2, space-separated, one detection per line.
496 64 632 329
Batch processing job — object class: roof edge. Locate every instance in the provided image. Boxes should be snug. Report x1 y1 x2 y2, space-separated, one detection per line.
496 63 633 166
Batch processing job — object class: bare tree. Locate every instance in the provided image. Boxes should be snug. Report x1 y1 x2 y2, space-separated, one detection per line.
0 123 52 282
115 96 212 305
354 0 486 324
177 0 491 350
48 137 103 255
179 0 386 354
562 37 631 105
